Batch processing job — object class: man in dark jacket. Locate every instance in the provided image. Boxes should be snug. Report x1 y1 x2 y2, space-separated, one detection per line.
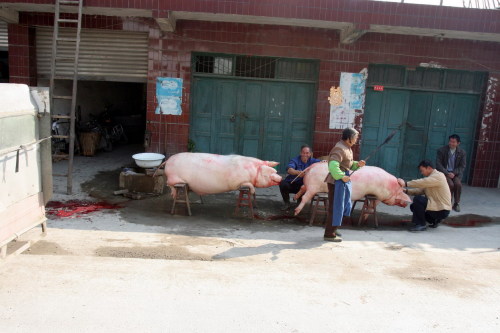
436 134 466 212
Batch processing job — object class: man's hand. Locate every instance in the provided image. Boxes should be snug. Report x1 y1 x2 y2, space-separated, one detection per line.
342 175 350 183
397 178 405 187
447 172 455 179
358 160 366 168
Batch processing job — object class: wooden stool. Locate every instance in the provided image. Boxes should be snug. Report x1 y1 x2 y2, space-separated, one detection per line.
351 194 378 227
235 186 257 219
309 192 329 226
170 183 191 216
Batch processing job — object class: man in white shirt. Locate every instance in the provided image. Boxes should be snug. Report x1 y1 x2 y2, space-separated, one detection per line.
398 160 452 232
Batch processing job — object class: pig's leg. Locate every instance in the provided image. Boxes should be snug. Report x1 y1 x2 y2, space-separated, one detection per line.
166 173 188 198
169 185 176 199
294 191 316 216
293 185 306 201
240 182 256 194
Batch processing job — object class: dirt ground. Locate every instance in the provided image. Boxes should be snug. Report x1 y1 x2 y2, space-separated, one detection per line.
1 145 499 332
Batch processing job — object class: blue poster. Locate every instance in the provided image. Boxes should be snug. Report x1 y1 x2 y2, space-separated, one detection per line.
156 77 183 115
329 72 366 129
348 73 365 110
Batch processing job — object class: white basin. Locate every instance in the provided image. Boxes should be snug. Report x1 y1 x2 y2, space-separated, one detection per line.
132 153 165 168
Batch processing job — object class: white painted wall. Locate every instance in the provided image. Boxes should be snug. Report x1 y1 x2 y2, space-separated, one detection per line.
0 83 47 248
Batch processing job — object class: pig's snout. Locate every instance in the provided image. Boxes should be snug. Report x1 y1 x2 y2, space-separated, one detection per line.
270 173 282 185
395 200 409 208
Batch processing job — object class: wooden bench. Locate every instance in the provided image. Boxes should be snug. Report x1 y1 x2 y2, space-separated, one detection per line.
235 186 257 219
170 183 192 216
351 194 378 227
309 192 329 226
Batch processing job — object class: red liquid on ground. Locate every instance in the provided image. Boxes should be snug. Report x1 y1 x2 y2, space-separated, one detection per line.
46 200 121 218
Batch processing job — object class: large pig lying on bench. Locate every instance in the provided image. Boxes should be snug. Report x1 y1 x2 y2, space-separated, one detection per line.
164 153 282 198
293 164 411 215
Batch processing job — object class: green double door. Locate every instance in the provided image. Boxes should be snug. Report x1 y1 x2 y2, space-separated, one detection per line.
361 89 479 181
190 77 316 172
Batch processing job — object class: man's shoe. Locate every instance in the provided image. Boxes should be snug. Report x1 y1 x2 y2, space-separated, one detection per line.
428 219 443 228
280 203 291 211
409 224 427 232
324 235 342 242
453 203 461 212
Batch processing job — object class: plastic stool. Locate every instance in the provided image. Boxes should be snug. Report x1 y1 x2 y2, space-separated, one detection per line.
235 186 257 218
309 192 329 226
351 194 378 227
170 183 191 216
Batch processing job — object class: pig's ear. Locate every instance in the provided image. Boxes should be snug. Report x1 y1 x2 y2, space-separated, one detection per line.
266 161 279 167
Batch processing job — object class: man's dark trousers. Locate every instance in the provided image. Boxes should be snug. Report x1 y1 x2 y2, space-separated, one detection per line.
279 180 302 203
410 195 450 226
446 175 462 204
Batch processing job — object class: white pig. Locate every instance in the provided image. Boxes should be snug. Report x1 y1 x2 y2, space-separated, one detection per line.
293 164 411 215
164 152 282 197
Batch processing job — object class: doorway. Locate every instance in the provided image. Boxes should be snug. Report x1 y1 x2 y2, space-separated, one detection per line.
361 88 479 181
190 77 316 172
189 54 319 173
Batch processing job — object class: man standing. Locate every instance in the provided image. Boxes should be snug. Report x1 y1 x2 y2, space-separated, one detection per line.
279 145 321 210
436 134 466 212
398 160 451 232
324 128 365 242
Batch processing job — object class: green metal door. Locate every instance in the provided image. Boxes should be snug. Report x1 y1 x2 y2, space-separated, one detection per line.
190 77 316 172
400 91 431 180
216 80 239 154
363 89 479 181
424 93 454 161
401 92 478 181
449 94 478 177
361 89 409 176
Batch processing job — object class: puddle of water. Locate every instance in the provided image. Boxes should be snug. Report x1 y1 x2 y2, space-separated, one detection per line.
46 200 122 218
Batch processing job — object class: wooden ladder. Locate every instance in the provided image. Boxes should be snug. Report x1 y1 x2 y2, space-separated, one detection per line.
49 0 83 194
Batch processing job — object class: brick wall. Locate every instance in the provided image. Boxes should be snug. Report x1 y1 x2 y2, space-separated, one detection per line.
5 3 500 186
474 75 500 187
7 24 36 85
145 20 500 186
7 0 500 34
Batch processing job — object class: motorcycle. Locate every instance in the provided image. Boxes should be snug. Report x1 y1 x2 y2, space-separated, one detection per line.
79 109 127 152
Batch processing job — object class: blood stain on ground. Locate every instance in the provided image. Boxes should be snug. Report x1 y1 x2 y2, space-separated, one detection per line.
444 214 494 227
46 200 122 218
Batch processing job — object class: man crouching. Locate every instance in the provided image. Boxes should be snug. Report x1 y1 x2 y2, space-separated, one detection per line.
398 160 452 232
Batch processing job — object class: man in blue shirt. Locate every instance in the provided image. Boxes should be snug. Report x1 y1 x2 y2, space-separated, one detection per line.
279 145 321 210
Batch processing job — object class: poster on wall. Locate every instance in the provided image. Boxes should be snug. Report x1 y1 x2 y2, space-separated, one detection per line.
329 72 366 129
155 77 183 115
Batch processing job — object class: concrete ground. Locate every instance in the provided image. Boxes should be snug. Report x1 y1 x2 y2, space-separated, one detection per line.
1 145 499 332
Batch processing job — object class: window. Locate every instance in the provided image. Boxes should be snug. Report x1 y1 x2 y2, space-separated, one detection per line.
193 54 318 82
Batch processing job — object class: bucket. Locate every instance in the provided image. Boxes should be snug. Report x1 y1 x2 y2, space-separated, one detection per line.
80 132 100 156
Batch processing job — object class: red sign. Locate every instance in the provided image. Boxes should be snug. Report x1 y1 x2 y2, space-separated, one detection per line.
374 85 384 91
